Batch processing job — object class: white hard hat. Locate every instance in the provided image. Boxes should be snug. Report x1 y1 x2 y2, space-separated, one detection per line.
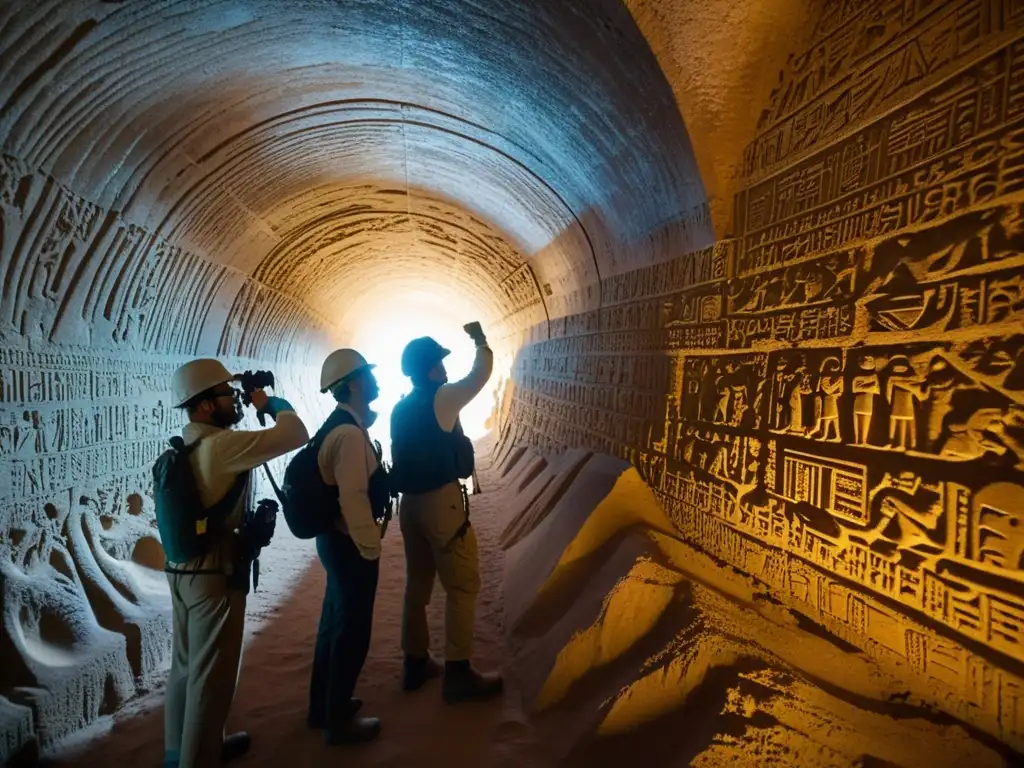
320 349 375 393
171 359 234 407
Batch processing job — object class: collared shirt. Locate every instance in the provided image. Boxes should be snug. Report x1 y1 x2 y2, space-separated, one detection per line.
317 404 382 560
433 345 493 432
173 411 309 571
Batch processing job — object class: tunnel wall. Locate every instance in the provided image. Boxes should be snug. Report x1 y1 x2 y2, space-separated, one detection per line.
0 151 337 756
507 0 1024 750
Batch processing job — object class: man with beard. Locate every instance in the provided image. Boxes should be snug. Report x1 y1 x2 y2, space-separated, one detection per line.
162 359 308 768
390 325 503 703
308 349 387 745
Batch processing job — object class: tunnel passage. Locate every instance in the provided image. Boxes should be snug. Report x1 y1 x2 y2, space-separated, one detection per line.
2 0 1024 762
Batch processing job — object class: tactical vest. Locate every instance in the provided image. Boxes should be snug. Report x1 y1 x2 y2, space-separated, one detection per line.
390 385 474 495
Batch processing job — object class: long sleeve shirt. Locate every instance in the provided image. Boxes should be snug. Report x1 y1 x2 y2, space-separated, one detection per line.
433 345 493 432
317 404 382 560
176 411 309 571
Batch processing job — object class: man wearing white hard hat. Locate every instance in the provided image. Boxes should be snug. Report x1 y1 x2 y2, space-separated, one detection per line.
306 349 387 746
159 358 308 768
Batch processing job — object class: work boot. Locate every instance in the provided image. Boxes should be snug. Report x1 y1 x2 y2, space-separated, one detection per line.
442 660 503 704
325 716 381 746
220 732 251 763
307 698 362 729
403 654 443 692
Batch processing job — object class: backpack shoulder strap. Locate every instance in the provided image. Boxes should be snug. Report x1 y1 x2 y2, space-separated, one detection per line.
205 469 250 525
176 433 247 526
170 434 203 453
312 408 358 449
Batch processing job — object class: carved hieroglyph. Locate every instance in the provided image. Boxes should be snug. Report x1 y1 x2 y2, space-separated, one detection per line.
0 155 338 755
510 1 1024 752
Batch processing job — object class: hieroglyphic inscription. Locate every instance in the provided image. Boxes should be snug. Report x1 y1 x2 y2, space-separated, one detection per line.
863 204 1024 334
0 157 232 354
747 0 1024 181
220 278 336 365
509 3 1024 749
600 241 730 306
738 47 1024 274
1 179 102 342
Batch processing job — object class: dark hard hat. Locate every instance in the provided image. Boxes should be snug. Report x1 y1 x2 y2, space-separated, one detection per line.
401 337 450 378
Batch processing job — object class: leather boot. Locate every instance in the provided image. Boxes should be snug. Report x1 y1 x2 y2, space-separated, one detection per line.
220 732 251 763
307 698 362 729
442 660 503 704
325 716 381 746
403 654 443 692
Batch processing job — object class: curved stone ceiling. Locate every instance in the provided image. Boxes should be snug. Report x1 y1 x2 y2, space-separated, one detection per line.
0 0 714 355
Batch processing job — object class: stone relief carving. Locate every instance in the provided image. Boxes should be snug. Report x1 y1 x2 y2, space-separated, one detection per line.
509 6 1024 751
747 0 1024 181
0 156 342 754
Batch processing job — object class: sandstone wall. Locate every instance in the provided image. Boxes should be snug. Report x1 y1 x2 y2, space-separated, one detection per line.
0 152 337 757
2 0 1023 760
508 0 1024 751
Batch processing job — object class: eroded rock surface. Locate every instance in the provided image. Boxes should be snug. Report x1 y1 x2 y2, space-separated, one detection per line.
1 0 1023 760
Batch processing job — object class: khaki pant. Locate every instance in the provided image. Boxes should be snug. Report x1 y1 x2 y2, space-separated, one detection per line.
164 572 246 768
400 482 481 661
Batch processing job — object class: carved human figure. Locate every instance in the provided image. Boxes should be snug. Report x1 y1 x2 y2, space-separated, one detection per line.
788 367 812 434
24 250 60 338
811 357 843 442
821 253 858 300
851 356 880 444
713 364 734 423
922 356 964 447
782 264 813 305
681 434 696 465
886 356 928 451
772 358 790 430
706 440 729 478
730 382 749 427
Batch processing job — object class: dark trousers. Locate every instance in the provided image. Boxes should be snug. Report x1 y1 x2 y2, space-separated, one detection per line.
309 530 380 729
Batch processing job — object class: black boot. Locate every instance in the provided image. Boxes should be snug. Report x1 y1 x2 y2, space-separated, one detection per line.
308 698 362 729
220 732 251 763
442 660 503 704
403 654 443 692
325 716 381 746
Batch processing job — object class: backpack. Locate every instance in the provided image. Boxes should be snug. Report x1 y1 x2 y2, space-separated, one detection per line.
278 409 358 539
153 436 248 565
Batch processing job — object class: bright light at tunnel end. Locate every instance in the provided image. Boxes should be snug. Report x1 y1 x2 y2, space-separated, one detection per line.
347 291 501 461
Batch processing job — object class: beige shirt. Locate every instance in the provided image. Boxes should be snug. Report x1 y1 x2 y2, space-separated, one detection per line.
433 345 493 432
173 411 309 571
317 404 382 561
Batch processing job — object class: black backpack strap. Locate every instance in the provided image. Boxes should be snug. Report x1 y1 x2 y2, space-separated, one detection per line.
205 469 250 527
313 409 358 449
265 409 357 503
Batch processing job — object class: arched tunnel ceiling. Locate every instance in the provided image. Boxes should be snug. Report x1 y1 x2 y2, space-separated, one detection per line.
251 183 541 331
0 0 725 341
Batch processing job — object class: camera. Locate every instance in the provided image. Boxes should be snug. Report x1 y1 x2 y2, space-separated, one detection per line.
240 497 277 551
233 497 278 593
236 370 275 407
